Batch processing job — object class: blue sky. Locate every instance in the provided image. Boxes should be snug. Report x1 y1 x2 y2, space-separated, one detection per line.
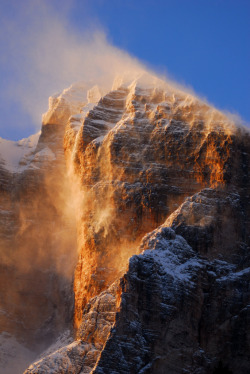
0 0 249 140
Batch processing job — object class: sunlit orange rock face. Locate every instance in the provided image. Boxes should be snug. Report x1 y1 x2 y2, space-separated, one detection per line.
2 74 250 374
63 76 249 329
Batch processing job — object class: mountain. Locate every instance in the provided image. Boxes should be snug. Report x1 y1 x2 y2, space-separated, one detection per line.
0 73 249 374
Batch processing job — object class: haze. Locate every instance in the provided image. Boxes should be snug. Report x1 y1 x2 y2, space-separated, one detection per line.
0 0 249 140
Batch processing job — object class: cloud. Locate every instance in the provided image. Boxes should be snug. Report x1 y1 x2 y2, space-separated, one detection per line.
0 0 247 140
0 0 144 137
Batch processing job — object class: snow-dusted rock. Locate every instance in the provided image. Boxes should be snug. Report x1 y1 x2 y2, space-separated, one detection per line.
67 73 250 334
24 224 250 373
0 132 40 173
166 188 250 265
0 72 249 373
24 282 118 374
93 225 249 373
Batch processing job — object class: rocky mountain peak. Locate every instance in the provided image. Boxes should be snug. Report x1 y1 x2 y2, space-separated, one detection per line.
0 72 249 374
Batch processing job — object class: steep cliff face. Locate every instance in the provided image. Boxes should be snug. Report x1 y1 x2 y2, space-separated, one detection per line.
0 73 249 373
64 74 249 332
92 224 249 374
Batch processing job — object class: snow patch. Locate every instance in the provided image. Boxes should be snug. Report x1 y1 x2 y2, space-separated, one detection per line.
217 267 250 282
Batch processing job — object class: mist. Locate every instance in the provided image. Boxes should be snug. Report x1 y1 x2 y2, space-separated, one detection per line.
1 0 248 142
0 0 144 140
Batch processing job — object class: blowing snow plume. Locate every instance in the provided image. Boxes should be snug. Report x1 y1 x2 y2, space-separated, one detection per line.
0 122 78 374
0 13 146 374
0 0 145 139
0 2 148 372
0 0 247 139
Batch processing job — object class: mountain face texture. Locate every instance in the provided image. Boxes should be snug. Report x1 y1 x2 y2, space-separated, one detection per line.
0 73 249 374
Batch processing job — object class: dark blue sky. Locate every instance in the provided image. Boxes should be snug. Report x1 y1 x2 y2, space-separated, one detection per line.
71 0 249 119
0 0 249 140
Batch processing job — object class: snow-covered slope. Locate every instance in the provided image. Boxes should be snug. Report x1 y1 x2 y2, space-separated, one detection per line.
0 132 40 173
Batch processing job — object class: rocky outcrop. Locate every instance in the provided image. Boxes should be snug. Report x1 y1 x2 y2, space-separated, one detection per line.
25 282 118 374
93 218 249 374
65 74 249 333
24 222 250 373
166 188 250 264
0 73 249 373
